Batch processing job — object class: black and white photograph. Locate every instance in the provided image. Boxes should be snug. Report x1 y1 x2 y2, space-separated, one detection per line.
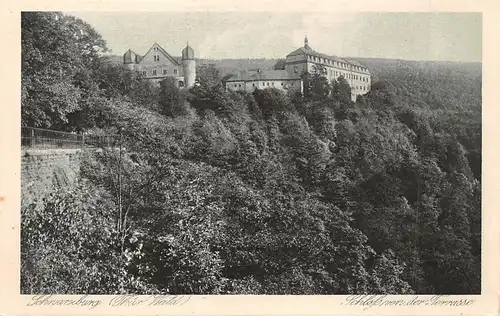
19 11 482 296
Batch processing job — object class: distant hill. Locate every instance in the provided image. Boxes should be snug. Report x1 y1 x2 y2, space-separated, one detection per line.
199 57 482 113
353 58 481 113
100 54 123 65
196 58 279 77
103 54 481 115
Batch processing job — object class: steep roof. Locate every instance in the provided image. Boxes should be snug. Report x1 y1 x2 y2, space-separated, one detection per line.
182 44 195 60
287 46 369 72
273 59 286 70
225 70 301 82
342 58 363 67
133 42 181 65
287 47 346 63
123 49 137 64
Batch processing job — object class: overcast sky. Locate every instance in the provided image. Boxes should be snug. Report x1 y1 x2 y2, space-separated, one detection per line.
67 12 482 62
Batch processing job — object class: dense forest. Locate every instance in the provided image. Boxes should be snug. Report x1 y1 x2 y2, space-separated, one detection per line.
21 12 481 294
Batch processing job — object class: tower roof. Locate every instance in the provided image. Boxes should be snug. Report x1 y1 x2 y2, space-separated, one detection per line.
182 43 195 60
123 49 137 64
304 35 310 50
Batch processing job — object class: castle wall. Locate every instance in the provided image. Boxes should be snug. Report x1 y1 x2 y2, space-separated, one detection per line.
22 149 82 207
226 79 303 94
134 62 183 80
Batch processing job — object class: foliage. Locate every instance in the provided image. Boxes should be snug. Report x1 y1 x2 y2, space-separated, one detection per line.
21 12 481 295
21 12 160 131
20 181 156 294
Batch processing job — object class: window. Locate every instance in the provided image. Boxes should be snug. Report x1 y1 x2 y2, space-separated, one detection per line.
174 69 177 74
252 83 255 87
294 66 298 73
153 55 160 61
142 71 146 76
266 82 269 86
152 69 157 75
163 69 167 75
272 82 274 86
179 81 184 87
281 83 283 86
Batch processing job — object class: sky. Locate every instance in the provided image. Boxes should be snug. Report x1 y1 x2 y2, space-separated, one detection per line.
67 12 482 62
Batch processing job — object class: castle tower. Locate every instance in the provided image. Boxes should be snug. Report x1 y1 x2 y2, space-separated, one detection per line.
123 49 137 71
181 43 196 88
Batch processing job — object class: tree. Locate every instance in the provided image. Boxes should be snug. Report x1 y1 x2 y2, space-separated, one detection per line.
21 12 108 129
253 88 294 117
159 77 181 117
188 64 228 113
303 65 331 101
96 62 160 110
331 75 352 105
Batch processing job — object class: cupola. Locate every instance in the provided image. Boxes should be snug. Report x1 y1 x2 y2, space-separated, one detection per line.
304 35 311 50
123 49 137 64
182 43 195 60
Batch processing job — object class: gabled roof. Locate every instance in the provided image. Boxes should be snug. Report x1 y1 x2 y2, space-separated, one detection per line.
225 70 301 82
137 42 181 65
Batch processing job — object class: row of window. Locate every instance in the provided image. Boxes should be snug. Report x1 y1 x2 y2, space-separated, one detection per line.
228 81 295 88
354 85 369 91
307 55 367 72
226 81 369 92
321 68 369 82
342 73 369 81
141 68 178 76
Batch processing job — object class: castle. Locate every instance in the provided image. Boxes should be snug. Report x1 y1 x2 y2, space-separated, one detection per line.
224 36 371 101
123 37 371 101
123 42 196 88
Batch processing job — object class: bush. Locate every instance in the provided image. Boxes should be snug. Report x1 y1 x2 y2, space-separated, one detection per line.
20 181 155 294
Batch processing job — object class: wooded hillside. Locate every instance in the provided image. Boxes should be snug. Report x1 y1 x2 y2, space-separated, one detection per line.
21 12 481 295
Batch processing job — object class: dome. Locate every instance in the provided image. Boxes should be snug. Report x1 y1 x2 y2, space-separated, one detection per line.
123 49 137 64
182 44 195 60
